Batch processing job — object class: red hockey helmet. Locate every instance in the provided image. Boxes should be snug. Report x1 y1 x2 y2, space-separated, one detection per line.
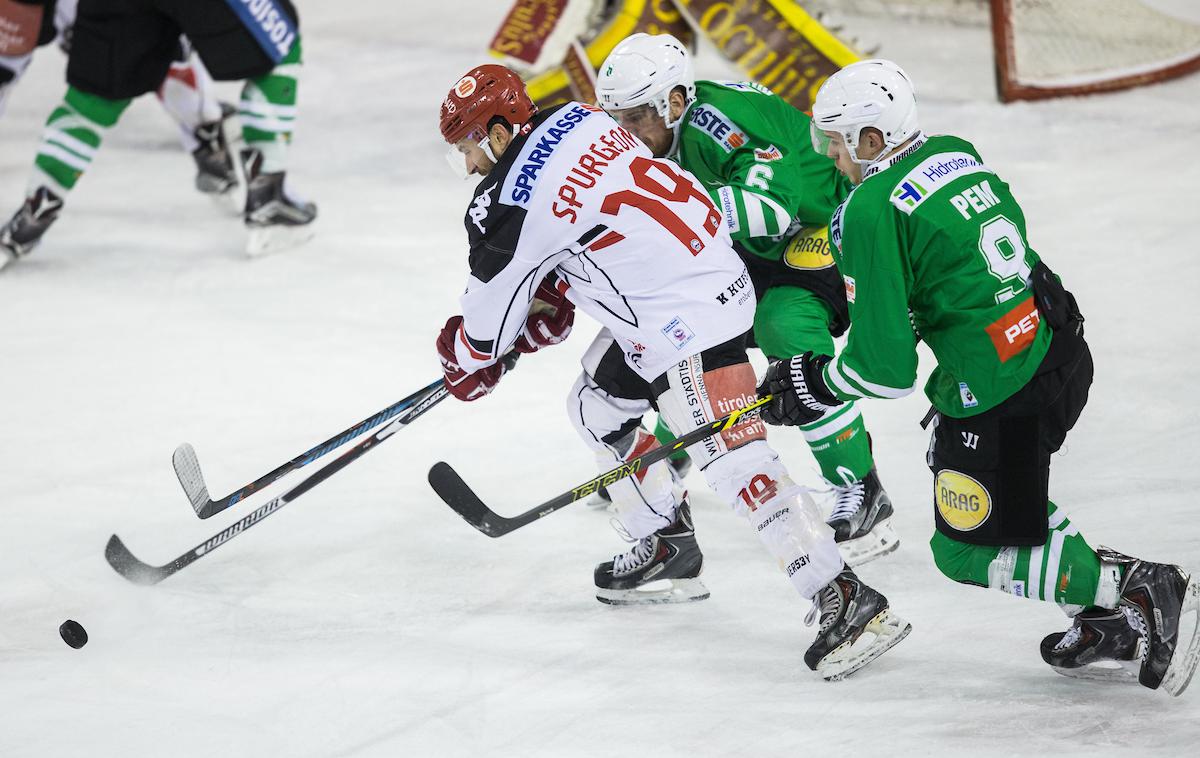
439 64 537 145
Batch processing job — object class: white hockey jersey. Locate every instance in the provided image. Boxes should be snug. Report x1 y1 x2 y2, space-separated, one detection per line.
452 102 755 382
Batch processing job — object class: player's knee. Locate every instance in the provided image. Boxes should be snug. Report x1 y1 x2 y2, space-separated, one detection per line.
929 530 982 585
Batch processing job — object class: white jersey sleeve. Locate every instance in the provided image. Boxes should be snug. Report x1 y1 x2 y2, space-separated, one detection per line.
453 103 755 381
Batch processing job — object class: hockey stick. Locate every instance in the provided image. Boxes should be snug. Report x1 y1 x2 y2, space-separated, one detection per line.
429 394 772 538
175 377 445 519
107 385 451 585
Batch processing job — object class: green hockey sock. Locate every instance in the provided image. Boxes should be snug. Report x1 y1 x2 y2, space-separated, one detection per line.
241 38 302 173
799 403 874 485
30 87 131 194
930 501 1122 612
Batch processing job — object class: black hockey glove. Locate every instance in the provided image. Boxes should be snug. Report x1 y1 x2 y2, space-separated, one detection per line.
758 352 842 427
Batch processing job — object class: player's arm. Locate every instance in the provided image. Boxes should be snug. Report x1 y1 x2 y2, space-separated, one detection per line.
706 147 798 242
758 200 918 424
821 204 920 402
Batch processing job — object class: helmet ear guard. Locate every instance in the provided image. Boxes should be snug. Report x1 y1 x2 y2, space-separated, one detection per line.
811 59 920 166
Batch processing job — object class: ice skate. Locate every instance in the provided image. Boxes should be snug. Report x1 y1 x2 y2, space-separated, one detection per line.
1096 547 1200 696
827 468 899 566
804 566 911 680
242 148 316 257
192 104 244 214
594 499 708 605
0 187 64 272
1041 607 1146 684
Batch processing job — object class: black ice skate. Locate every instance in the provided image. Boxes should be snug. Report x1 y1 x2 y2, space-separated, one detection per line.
242 148 316 257
827 468 899 566
1098 547 1200 696
0 186 64 272
1041 607 1146 684
594 499 708 605
804 566 911 681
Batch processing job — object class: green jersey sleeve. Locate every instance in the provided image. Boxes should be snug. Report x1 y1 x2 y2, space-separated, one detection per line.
677 81 849 260
823 196 921 401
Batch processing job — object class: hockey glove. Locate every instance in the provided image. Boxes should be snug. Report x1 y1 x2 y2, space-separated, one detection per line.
515 275 574 354
758 352 842 426
437 315 506 402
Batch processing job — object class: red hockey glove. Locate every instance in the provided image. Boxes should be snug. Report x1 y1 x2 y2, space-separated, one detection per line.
514 275 574 354
437 315 506 402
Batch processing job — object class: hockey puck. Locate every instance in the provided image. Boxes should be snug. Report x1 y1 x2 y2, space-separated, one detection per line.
59 619 88 649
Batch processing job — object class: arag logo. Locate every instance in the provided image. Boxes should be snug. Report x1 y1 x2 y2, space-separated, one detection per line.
935 469 991 531
783 225 833 270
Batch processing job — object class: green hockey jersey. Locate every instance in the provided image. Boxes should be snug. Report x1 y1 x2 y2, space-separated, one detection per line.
674 79 852 325
824 134 1051 417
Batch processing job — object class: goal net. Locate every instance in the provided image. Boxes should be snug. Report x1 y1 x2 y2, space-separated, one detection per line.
799 0 1200 101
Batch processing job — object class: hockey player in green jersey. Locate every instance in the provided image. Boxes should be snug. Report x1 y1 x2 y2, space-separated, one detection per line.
595 33 897 566
760 59 1200 695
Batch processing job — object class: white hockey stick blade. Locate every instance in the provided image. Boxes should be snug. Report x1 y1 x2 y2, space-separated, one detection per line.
172 443 211 515
837 519 901 567
817 608 912 682
595 578 710 606
1162 578 1200 697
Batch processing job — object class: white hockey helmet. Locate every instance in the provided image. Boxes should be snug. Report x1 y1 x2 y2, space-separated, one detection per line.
810 59 920 165
596 33 696 128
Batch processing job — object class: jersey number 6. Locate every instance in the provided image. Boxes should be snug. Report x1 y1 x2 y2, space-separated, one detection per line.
600 157 722 256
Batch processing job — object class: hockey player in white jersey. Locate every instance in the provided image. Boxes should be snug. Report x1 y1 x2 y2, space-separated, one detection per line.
435 64 910 679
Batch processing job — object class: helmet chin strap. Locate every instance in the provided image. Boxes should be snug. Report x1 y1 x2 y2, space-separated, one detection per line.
481 124 521 164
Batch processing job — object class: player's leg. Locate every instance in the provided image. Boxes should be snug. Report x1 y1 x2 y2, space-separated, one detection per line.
755 284 896 565
155 41 239 203
0 0 61 119
653 334 909 678
567 330 706 605
0 0 175 268
928 341 1198 693
169 0 314 255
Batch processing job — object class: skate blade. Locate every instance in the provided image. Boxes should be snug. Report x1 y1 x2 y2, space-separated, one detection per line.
246 222 316 258
1161 577 1200 697
1050 658 1142 685
836 519 900 568
817 609 912 682
596 578 709 606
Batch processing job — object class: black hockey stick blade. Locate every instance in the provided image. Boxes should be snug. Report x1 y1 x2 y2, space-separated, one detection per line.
107 386 454 586
428 462 521 537
430 394 772 538
178 377 444 519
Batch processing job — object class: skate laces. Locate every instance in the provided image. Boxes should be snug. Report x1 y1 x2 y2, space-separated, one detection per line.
613 536 657 574
1054 621 1085 651
805 584 842 634
1122 606 1150 661
829 479 866 522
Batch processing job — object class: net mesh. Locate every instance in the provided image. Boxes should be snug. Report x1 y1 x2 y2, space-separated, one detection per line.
798 0 1200 88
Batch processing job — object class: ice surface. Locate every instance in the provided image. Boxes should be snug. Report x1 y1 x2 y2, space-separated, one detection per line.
2 2 1198 756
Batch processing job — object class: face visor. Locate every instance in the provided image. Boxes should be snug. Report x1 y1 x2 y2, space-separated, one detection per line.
810 120 837 160
607 103 661 131
444 126 497 180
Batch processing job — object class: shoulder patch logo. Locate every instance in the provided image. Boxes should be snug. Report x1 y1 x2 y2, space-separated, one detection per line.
469 182 495 233
687 104 748 153
754 145 783 162
889 152 993 215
